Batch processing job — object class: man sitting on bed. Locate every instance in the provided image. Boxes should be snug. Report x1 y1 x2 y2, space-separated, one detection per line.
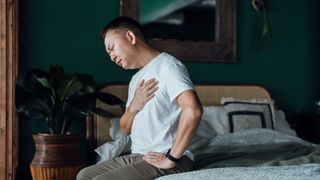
77 16 203 180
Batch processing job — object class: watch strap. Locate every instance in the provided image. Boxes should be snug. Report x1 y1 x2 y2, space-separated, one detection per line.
165 149 182 163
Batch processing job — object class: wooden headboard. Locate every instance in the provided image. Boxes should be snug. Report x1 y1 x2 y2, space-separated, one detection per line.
86 84 272 163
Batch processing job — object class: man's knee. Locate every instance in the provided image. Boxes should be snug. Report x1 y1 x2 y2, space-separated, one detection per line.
92 172 125 180
92 174 106 180
77 166 93 180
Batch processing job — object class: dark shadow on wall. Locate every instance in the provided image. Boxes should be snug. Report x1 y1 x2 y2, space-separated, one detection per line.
312 0 320 106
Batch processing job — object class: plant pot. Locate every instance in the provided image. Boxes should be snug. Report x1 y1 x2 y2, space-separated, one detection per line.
30 133 86 180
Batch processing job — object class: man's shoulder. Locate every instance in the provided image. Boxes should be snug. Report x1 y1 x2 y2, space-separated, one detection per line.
159 53 184 69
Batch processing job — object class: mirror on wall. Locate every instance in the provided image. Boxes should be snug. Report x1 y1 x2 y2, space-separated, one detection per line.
141 0 216 42
120 0 236 62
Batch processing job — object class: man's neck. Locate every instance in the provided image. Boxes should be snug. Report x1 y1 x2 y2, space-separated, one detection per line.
137 45 161 69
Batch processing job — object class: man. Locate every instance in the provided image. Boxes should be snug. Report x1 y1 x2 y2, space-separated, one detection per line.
77 16 203 180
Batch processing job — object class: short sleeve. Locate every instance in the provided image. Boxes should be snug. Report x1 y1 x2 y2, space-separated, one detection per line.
126 81 134 107
165 63 195 102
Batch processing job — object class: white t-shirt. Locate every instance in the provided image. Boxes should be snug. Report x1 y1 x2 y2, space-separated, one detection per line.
126 52 195 159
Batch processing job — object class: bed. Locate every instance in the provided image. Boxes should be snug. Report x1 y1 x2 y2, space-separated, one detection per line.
86 84 320 180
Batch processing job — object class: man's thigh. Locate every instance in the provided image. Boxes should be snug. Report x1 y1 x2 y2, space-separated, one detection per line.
77 154 143 180
93 158 160 180
93 156 194 180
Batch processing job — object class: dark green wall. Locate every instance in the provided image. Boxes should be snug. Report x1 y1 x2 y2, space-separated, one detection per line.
18 0 320 179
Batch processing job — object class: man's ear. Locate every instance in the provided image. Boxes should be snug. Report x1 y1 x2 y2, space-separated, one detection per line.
126 30 136 45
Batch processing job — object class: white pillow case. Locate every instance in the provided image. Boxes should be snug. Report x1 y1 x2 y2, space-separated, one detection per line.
274 110 296 136
221 97 276 132
95 117 131 163
196 106 228 137
192 106 227 145
109 117 126 140
95 136 131 163
195 105 296 139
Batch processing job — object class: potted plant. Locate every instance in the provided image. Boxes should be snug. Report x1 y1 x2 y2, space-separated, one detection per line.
16 64 125 180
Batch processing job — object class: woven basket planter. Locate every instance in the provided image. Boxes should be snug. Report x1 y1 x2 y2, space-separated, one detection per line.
30 133 86 180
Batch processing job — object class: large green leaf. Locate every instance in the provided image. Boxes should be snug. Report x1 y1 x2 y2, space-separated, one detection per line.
35 76 57 99
96 92 125 107
17 108 46 120
75 73 95 93
20 71 54 102
57 75 83 102
17 97 52 120
67 92 125 116
36 76 53 91
93 107 116 118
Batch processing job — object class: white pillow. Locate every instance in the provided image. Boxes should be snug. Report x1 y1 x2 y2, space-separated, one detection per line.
109 117 126 140
95 117 131 163
220 98 296 136
274 110 297 136
201 106 228 136
95 136 131 163
192 106 228 144
221 98 276 133
194 106 296 138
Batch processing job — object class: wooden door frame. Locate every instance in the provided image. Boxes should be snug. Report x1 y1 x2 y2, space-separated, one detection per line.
0 0 19 179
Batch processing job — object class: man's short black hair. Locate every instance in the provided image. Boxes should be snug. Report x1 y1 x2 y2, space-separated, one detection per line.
100 16 147 43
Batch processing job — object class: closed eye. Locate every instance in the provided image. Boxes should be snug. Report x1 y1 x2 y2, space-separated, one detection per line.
107 44 114 54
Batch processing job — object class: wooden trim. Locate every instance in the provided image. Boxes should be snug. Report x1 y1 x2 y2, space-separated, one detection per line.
0 0 19 179
119 0 139 21
148 40 233 62
119 0 236 62
86 115 97 165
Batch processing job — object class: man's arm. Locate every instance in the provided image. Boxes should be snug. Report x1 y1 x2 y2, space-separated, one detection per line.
143 90 203 168
168 90 203 159
120 78 159 135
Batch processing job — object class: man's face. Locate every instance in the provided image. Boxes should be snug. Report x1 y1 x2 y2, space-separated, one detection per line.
104 29 134 69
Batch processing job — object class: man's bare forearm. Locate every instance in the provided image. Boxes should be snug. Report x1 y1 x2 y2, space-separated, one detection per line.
120 105 137 135
169 106 202 159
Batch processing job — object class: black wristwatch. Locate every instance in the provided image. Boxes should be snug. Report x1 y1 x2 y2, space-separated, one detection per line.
166 149 182 163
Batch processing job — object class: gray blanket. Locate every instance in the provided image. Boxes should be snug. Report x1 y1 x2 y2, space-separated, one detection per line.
156 163 320 180
156 129 320 180
191 129 320 169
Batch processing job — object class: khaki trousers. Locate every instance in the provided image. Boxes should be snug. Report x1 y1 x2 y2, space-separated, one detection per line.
77 153 194 180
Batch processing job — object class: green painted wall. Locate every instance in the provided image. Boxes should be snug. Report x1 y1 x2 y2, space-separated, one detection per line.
18 0 320 179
